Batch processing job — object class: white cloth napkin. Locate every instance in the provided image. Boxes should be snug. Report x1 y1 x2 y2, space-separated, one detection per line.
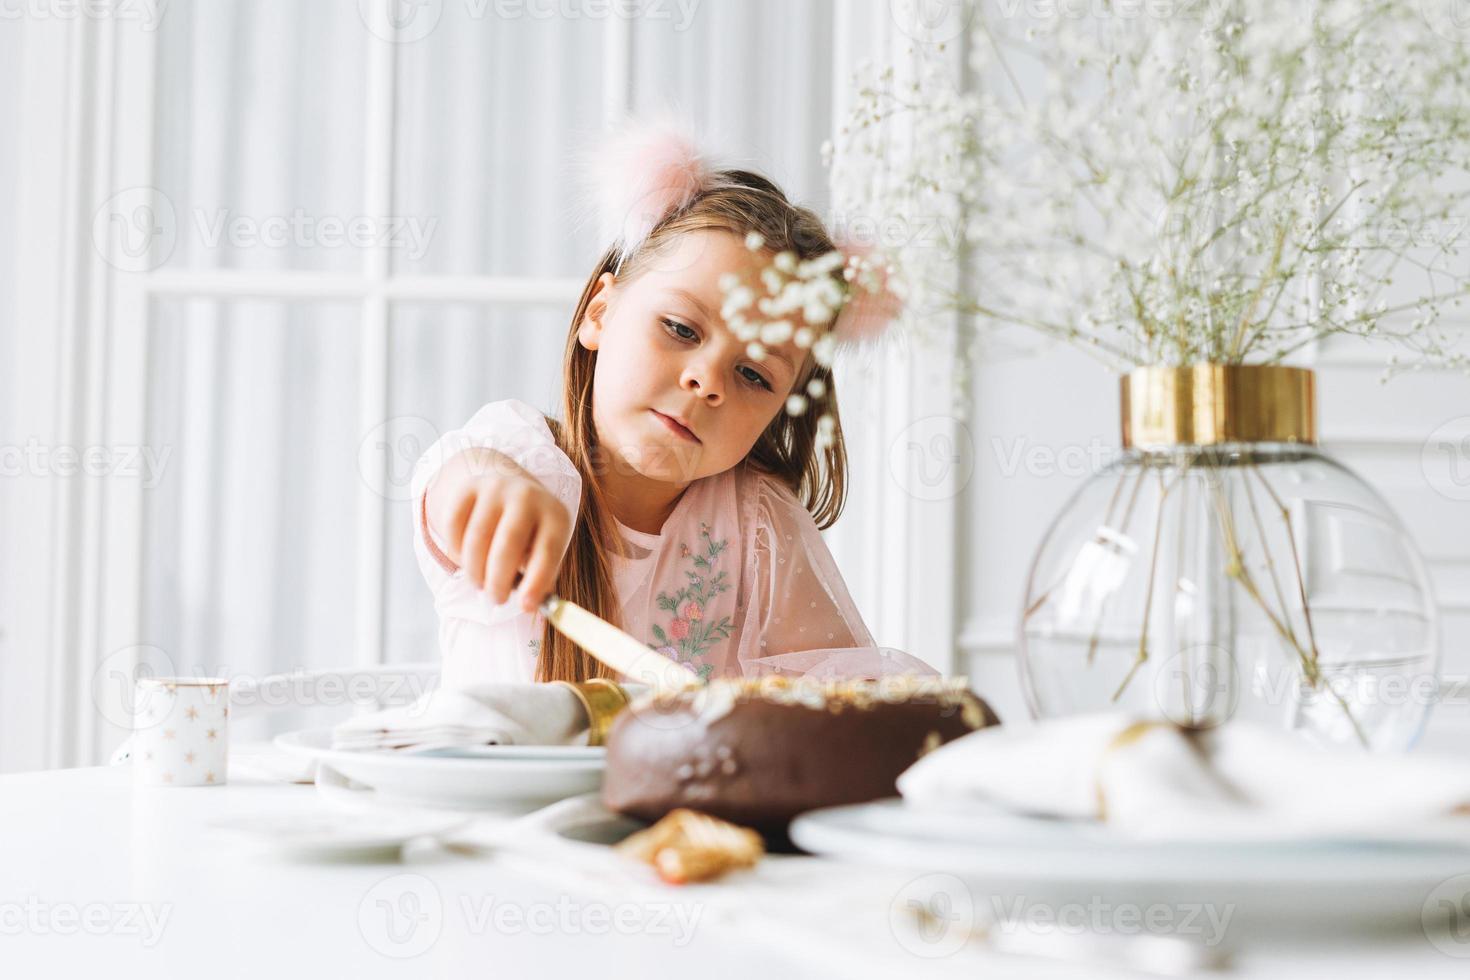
897 712 1470 843
331 682 591 751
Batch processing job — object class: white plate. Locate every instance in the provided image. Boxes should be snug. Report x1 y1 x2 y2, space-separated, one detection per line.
397 743 605 761
790 799 1470 926
209 810 471 859
274 729 605 811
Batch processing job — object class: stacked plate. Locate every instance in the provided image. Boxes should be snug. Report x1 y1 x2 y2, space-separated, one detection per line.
790 798 1470 927
274 728 605 810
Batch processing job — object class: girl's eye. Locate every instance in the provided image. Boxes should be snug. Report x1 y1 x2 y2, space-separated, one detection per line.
662 318 773 392
662 318 698 342
738 366 773 391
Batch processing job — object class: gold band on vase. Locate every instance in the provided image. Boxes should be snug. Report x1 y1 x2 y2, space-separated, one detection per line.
556 678 631 747
1120 363 1317 450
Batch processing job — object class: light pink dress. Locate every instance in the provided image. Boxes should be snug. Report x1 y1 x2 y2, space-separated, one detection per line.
411 399 938 688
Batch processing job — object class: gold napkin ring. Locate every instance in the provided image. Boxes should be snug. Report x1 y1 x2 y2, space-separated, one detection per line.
1094 719 1169 820
555 678 630 747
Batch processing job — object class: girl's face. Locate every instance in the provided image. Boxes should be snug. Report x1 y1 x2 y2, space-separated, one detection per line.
578 228 810 486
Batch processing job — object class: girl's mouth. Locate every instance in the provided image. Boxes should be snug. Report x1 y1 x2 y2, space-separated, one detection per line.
651 409 700 443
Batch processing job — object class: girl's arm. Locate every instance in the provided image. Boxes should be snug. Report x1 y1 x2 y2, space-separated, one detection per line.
424 446 572 610
423 446 529 565
410 400 583 616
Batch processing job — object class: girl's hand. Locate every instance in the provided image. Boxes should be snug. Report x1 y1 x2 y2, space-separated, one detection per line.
426 448 574 612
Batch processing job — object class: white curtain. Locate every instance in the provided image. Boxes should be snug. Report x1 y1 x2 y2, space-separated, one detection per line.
0 20 23 761
135 0 838 742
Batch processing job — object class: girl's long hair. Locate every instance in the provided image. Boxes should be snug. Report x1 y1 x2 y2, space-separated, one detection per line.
535 170 850 683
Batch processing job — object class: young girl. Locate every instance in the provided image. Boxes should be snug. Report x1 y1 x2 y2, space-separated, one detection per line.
411 123 936 689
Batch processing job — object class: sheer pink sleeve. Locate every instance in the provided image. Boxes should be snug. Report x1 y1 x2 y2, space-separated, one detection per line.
733 468 939 680
410 399 581 626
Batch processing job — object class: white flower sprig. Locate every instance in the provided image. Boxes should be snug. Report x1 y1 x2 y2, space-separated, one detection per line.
827 0 1470 386
718 231 858 450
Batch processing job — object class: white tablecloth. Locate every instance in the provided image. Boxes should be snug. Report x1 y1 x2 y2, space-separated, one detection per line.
1 761 1466 979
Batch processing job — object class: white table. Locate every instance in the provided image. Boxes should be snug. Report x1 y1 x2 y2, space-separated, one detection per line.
2 763 1467 979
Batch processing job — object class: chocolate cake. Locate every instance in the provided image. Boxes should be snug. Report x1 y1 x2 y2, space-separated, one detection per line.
601 675 999 836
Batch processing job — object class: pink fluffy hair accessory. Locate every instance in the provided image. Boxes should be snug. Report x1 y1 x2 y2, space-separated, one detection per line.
590 120 715 272
830 239 904 348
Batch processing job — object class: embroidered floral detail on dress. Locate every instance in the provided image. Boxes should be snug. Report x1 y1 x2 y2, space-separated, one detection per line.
649 523 733 680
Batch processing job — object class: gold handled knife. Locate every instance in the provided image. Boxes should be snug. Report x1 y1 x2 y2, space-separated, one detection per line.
538 594 701 693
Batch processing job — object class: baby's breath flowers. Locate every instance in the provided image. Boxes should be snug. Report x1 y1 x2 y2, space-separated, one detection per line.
826 0 1470 383
819 0 1470 748
719 232 880 449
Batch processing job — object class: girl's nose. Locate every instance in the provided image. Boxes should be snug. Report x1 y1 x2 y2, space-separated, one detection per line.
681 363 723 405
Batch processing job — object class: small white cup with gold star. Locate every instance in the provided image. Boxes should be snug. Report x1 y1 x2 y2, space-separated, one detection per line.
132 677 229 787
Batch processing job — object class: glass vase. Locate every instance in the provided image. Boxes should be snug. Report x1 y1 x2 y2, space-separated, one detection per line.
1018 364 1439 751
